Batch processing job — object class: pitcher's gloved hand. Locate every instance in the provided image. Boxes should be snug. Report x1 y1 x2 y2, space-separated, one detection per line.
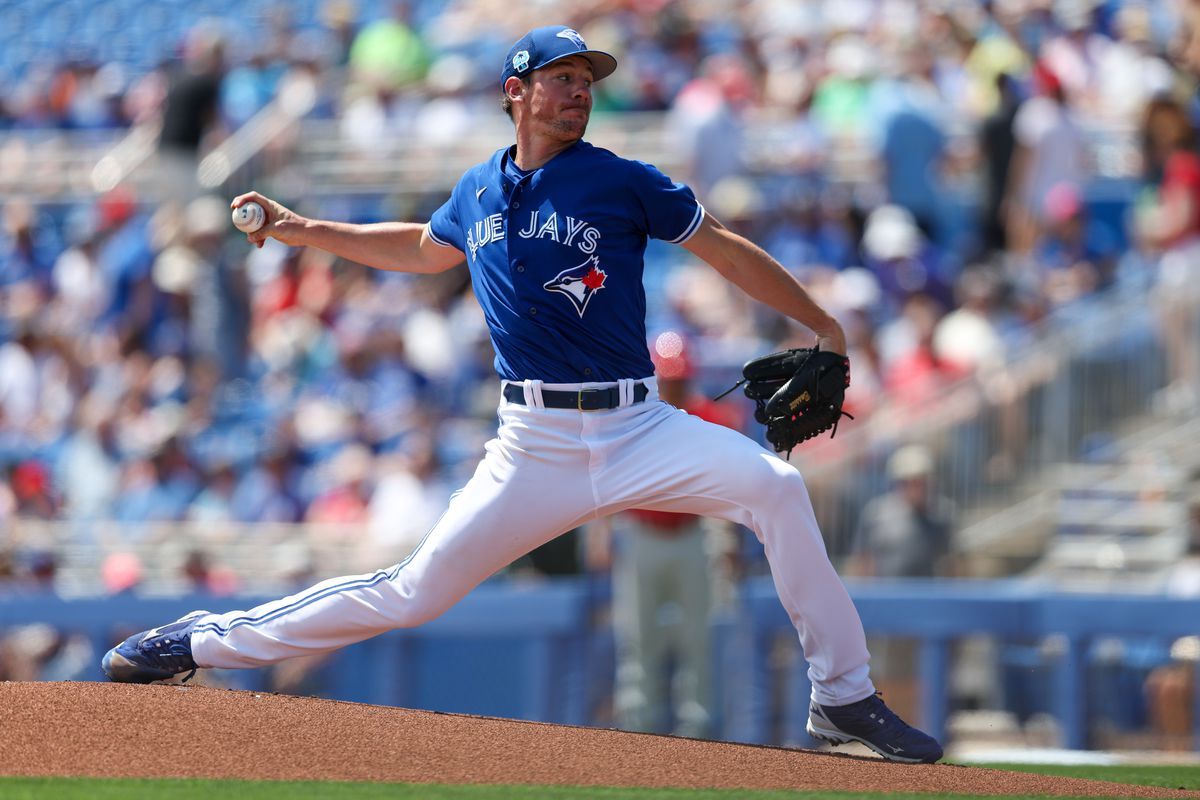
717 348 853 457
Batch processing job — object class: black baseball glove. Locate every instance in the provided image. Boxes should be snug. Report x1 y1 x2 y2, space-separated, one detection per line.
716 348 853 457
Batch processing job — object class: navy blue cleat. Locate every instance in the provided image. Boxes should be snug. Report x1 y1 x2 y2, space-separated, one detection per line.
807 693 943 764
101 611 209 684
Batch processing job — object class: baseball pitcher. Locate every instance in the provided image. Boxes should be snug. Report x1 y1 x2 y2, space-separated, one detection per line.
103 25 941 764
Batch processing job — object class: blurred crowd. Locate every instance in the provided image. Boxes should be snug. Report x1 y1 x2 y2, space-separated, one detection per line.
0 1 1192 131
1 0 1200 587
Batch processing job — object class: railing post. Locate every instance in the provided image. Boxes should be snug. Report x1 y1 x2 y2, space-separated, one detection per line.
723 605 773 744
524 637 552 721
369 634 403 708
1041 363 1072 464
1054 635 1088 750
919 636 951 745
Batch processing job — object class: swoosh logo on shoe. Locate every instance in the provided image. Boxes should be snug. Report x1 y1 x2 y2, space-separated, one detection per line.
886 744 904 753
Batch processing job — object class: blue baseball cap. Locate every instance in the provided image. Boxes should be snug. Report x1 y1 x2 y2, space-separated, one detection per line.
500 25 617 88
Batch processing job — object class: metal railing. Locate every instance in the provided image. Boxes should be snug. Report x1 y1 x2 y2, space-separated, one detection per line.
0 111 1143 202
291 111 683 197
2 79 315 203
196 77 318 192
793 282 1182 570
963 414 1200 586
1 129 129 201
3 519 395 598
284 113 1140 199
89 120 161 194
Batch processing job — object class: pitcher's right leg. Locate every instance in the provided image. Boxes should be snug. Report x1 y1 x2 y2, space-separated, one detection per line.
181 416 597 671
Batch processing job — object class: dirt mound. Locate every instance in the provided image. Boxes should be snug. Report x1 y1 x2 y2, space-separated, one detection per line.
0 682 1192 797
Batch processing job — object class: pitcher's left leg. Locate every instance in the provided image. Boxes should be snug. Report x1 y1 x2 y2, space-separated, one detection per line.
597 403 872 706
595 403 941 762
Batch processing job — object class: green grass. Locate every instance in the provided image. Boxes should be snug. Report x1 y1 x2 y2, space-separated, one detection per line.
1 765 1198 800
981 762 1200 791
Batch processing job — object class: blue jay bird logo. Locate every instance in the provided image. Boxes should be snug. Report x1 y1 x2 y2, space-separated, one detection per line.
555 29 587 49
543 255 607 317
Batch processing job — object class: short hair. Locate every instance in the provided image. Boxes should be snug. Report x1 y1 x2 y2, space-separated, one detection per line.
500 76 530 119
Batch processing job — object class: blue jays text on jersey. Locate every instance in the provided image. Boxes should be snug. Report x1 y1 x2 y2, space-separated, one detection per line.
427 140 704 383
466 210 602 260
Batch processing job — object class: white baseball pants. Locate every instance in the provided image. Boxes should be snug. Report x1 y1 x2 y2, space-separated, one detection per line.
190 379 875 706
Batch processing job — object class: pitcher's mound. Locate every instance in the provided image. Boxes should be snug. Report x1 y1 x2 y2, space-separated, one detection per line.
0 682 1190 797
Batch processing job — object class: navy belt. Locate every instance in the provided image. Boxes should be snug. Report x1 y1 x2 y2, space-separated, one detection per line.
503 382 649 411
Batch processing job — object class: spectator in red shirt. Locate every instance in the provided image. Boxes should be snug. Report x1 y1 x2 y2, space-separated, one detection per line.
882 294 968 408
1137 96 1200 413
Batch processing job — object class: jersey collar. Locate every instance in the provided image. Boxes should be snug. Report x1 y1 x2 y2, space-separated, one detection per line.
500 139 588 178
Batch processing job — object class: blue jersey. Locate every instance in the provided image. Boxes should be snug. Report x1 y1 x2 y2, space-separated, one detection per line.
427 140 704 382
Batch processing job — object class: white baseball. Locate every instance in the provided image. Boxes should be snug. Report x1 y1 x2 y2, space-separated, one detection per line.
232 201 266 233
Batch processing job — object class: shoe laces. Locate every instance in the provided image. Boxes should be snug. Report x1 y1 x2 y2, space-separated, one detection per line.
138 626 197 678
847 692 910 737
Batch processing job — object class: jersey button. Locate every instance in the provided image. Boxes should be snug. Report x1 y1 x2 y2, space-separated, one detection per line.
513 202 520 208
529 307 537 316
515 264 525 273
583 368 593 376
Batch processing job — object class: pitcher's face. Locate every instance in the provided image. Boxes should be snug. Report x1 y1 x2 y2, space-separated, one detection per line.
519 56 594 142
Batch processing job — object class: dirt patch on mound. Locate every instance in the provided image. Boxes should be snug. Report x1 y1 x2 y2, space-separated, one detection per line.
0 682 1193 797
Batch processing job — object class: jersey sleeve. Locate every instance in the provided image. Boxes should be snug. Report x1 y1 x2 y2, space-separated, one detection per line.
427 183 464 250
629 161 705 244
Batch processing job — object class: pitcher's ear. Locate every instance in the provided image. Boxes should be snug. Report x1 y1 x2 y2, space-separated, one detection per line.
504 76 526 103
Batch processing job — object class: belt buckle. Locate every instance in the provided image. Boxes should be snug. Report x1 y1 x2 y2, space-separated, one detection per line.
577 387 603 411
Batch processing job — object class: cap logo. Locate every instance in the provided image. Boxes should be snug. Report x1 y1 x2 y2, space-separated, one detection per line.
555 28 586 49
512 50 530 73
